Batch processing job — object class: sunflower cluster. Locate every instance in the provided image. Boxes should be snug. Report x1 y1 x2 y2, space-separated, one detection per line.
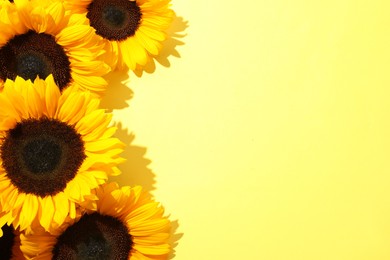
0 0 174 259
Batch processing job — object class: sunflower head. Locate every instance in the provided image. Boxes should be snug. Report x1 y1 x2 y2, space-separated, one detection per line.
0 0 110 96
64 0 174 71
0 76 124 234
19 183 171 259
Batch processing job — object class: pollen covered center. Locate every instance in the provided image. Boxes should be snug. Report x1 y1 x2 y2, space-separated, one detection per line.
1 118 86 197
16 51 51 87
103 5 126 28
78 236 110 259
0 30 72 90
22 137 62 174
52 213 132 260
87 0 142 41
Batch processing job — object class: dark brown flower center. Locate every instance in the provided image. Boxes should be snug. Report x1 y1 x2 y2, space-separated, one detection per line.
0 118 85 197
0 30 71 90
87 0 142 41
52 213 132 260
0 225 15 260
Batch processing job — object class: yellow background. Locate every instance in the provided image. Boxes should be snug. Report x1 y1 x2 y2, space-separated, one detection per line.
102 1 390 259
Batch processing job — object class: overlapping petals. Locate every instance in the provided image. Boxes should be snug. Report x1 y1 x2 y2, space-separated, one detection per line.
20 182 171 259
0 76 124 234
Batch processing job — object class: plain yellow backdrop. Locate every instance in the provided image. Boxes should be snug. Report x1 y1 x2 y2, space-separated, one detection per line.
102 1 390 259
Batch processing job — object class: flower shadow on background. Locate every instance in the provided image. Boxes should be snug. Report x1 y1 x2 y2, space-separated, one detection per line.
135 14 188 76
110 122 155 192
110 123 183 259
168 220 183 259
100 70 133 111
102 13 187 259
100 14 187 110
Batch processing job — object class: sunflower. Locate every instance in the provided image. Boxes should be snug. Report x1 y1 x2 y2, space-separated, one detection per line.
0 0 110 96
64 0 174 71
0 76 124 234
20 182 171 259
